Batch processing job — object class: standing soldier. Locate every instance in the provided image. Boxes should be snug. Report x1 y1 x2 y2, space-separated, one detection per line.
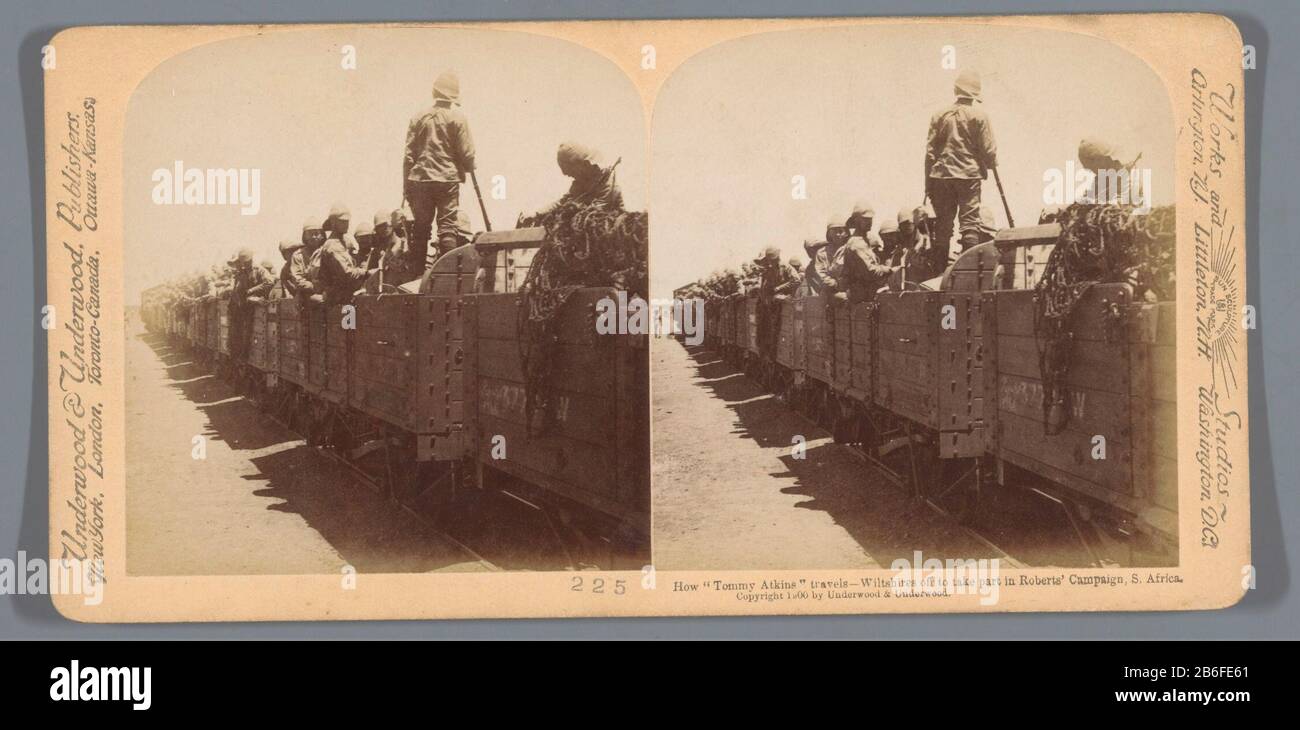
404 70 476 272
925 69 997 273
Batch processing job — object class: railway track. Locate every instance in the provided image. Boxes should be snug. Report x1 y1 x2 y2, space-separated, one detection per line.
776 401 1033 570
256 408 503 572
315 446 502 573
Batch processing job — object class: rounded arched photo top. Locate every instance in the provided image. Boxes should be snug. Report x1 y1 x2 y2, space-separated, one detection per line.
123 26 647 303
649 23 1176 300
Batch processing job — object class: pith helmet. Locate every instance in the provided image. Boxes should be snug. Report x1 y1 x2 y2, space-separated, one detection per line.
897 208 912 226
354 220 374 238
1078 138 1140 170
879 217 898 235
913 203 936 226
557 142 603 177
302 216 323 232
954 70 981 100
850 201 876 219
278 239 303 259
755 245 781 263
374 210 392 228
433 71 460 102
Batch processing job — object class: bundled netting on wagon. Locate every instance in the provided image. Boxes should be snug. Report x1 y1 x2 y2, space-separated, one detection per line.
1033 203 1176 434
516 200 648 436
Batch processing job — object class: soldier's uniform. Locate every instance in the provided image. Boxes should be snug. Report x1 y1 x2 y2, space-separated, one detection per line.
753 247 796 357
276 239 304 299
878 217 901 268
840 236 896 303
352 220 376 267
801 238 828 296
404 71 476 271
926 70 997 271
1077 138 1142 205
291 217 325 302
374 209 419 287
228 250 276 362
312 236 373 305
243 261 276 300
813 217 851 293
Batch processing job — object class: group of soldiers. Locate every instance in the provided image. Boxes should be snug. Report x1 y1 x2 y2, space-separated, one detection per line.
681 69 1003 307
683 68 1146 309
683 198 1001 307
144 69 628 364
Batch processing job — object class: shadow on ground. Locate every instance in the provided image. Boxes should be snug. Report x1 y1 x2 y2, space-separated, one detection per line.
678 341 1097 568
131 331 557 573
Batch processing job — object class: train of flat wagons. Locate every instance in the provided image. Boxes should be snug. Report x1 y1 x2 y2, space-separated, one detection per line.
141 228 649 567
689 221 1177 566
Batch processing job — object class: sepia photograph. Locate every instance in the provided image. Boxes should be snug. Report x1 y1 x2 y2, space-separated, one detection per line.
653 24 1179 572
37 14 1251 625
0 0 1289 705
126 27 650 576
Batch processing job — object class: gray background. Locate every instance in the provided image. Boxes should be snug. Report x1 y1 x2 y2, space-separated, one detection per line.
3 0 1293 639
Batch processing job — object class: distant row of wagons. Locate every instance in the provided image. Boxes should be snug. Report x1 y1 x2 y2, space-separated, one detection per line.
694 222 1177 562
142 230 649 565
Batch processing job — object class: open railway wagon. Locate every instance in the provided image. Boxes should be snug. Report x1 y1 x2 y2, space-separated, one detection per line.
702 298 721 350
191 296 211 363
341 243 480 480
243 295 280 405
716 295 734 357
981 222 1177 563
248 228 648 565
175 301 193 347
461 228 650 563
714 213 1176 565
772 295 804 395
722 292 750 369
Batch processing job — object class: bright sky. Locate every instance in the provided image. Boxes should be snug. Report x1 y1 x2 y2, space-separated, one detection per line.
649 23 1175 299
125 27 646 302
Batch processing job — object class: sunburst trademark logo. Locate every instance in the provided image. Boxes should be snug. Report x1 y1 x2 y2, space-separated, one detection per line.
1194 221 1241 396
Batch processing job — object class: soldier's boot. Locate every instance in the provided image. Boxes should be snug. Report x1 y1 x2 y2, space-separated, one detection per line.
958 231 982 262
